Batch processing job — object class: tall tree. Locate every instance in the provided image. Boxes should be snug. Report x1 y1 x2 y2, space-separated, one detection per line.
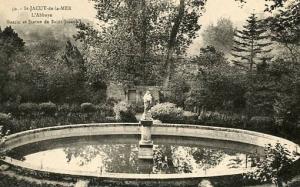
231 13 272 72
202 18 235 55
188 46 246 112
263 0 300 130
264 0 300 63
75 0 206 87
0 26 25 101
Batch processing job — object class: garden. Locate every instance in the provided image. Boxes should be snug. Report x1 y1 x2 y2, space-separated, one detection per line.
0 0 300 186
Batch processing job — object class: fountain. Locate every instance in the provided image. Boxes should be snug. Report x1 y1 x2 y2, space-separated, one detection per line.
0 94 299 186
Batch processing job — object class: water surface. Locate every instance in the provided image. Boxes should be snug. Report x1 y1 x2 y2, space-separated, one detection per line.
8 135 256 174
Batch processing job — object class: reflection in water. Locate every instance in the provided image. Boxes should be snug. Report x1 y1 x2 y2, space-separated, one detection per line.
8 136 253 174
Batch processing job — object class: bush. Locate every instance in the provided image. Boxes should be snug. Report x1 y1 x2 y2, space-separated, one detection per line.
113 101 137 122
131 103 144 113
249 116 274 130
39 102 57 115
57 103 70 113
69 104 81 113
0 173 65 187
183 111 198 122
246 143 296 187
1 101 19 114
106 97 119 107
96 104 114 116
80 102 97 113
198 111 246 127
150 102 184 123
18 103 39 114
0 113 12 134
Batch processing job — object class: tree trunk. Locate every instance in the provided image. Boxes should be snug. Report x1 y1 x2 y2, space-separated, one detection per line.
163 0 185 88
140 0 148 84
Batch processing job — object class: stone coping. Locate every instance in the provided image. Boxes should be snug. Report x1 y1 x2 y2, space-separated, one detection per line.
1 123 299 180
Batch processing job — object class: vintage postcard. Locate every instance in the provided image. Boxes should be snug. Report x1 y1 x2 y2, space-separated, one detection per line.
0 0 299 187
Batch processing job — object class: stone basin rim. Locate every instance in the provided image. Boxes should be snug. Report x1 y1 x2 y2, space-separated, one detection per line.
1 123 299 180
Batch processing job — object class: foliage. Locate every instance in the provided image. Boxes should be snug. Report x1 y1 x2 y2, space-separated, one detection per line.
150 102 184 123
245 61 277 117
96 104 114 116
18 103 39 114
191 47 247 112
183 111 198 121
246 143 297 187
0 26 25 57
75 0 207 86
202 18 235 54
69 104 81 113
192 46 227 68
57 103 70 114
166 74 190 107
0 113 12 135
9 110 116 133
266 59 300 135
0 173 65 187
235 0 288 12
113 101 137 122
80 102 97 113
231 13 273 72
39 102 57 115
264 0 300 62
198 111 246 128
0 26 25 101
249 116 274 130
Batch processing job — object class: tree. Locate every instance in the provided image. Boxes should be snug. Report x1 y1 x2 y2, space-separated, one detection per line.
264 0 300 63
76 0 207 87
202 18 235 55
244 60 277 117
0 26 25 58
231 14 272 72
269 59 300 135
189 46 246 112
262 0 300 132
0 26 25 101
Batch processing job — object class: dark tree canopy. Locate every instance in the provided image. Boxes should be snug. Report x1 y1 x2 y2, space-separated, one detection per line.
0 26 25 58
0 26 25 101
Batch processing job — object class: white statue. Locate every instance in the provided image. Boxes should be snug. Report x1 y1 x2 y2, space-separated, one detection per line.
142 91 153 120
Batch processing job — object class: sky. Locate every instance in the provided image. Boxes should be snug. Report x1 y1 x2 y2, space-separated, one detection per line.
0 0 267 55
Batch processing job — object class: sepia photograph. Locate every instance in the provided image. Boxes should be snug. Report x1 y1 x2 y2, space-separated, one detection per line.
0 0 299 186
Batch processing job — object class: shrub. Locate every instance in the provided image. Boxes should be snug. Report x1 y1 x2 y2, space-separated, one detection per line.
2 101 19 114
150 102 184 123
18 103 39 114
183 111 198 122
39 102 57 115
69 104 81 113
0 113 12 134
249 116 274 130
80 102 97 113
246 143 296 187
131 103 144 113
106 97 119 107
96 104 114 116
198 111 246 127
58 103 70 113
113 101 137 122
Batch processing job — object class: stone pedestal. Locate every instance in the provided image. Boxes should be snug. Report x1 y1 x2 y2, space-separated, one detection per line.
138 120 153 159
138 159 153 173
